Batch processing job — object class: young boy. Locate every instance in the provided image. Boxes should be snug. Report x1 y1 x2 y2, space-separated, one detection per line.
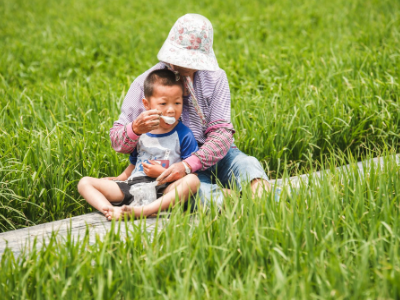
78 69 200 220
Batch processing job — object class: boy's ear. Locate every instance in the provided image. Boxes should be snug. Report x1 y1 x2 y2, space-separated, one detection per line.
142 98 151 110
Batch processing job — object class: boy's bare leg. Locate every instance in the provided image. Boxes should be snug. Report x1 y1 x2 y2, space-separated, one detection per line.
104 174 200 220
78 177 124 215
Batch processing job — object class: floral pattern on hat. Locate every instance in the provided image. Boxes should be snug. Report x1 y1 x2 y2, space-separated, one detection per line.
157 14 219 71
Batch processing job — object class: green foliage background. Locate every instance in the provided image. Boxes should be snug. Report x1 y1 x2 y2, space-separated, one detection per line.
0 0 400 298
1 0 399 230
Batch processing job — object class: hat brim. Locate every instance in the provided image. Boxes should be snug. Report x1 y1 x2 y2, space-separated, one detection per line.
157 40 219 71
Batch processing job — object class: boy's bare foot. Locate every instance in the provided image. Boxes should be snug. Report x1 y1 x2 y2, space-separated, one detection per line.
102 206 133 220
101 206 113 216
103 206 123 220
121 205 134 218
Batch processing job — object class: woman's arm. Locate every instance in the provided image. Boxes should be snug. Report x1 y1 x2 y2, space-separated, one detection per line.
110 63 165 153
110 109 162 153
110 123 141 154
184 121 234 172
185 70 234 172
157 123 234 185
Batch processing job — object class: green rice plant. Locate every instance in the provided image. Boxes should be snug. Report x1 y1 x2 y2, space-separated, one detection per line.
0 0 400 231
1 154 399 299
1 0 399 296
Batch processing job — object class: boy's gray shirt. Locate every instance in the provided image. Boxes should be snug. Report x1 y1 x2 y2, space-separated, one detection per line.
128 122 198 179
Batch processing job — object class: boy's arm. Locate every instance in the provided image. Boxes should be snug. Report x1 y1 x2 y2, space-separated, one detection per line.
103 164 135 181
118 164 135 180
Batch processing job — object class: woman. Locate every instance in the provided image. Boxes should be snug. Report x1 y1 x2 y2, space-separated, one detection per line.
110 14 270 206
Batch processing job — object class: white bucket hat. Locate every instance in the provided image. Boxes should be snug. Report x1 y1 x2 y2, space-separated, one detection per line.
157 14 219 71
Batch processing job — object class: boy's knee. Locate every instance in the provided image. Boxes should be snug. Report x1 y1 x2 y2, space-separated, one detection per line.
186 174 201 192
189 174 200 193
77 176 93 193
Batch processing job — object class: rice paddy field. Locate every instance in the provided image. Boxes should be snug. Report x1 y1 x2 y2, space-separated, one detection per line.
1 0 400 298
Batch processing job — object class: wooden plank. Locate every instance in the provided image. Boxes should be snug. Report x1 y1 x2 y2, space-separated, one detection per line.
0 212 169 257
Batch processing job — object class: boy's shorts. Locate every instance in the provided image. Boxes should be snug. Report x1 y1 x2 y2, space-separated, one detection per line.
112 176 170 206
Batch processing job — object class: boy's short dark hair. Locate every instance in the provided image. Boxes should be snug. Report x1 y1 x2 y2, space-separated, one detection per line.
144 69 183 99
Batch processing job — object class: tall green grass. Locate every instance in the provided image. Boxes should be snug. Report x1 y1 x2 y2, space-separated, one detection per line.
1 0 400 297
1 155 399 299
1 0 400 230
1 0 399 230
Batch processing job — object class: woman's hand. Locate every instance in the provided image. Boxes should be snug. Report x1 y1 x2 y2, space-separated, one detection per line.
156 162 186 185
132 109 162 135
143 160 166 178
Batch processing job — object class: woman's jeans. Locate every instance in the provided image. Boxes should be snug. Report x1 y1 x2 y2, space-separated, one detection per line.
196 145 269 206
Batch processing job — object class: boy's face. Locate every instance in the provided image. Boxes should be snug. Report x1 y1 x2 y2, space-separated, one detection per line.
143 84 183 129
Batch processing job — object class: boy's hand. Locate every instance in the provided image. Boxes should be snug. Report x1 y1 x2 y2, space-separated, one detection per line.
142 160 166 178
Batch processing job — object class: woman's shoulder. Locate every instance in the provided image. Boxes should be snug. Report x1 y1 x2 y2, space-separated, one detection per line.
197 68 228 86
199 67 226 79
195 68 229 98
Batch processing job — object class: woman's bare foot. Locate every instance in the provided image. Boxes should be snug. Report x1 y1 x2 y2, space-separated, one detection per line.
102 206 133 220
